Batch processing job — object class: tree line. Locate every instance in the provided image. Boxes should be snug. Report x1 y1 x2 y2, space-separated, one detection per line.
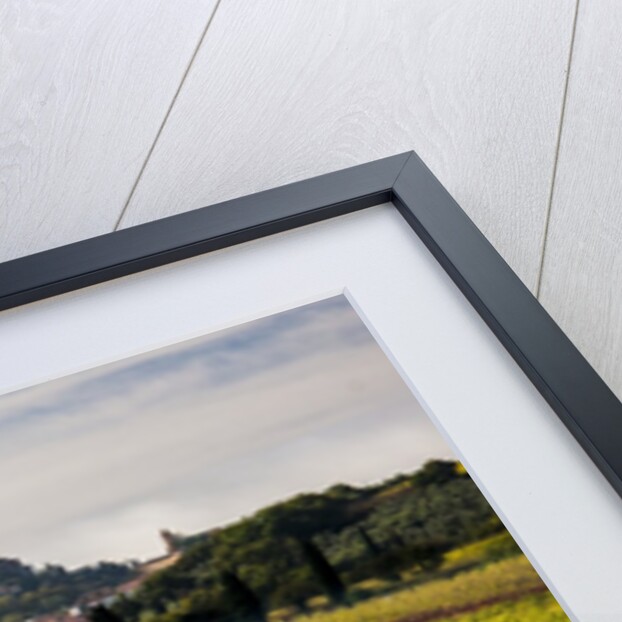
0 460 503 622
102 460 502 622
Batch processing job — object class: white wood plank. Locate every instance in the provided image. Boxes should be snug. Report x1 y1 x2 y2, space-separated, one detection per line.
119 0 576 290
539 1 622 400
0 0 217 261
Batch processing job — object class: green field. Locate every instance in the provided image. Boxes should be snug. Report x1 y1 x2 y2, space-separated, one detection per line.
288 556 567 622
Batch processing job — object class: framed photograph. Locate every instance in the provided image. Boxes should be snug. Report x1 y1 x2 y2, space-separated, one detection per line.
0 152 620 621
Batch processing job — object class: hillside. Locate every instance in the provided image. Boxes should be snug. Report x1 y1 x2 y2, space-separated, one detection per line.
0 461 568 622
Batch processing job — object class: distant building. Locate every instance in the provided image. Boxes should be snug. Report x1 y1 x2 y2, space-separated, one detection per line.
68 533 182 617
29 528 194 622
159 529 179 555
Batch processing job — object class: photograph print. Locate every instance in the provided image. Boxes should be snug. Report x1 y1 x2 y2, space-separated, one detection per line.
0 296 568 622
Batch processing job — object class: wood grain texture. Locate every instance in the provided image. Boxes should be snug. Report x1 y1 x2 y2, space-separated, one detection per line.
0 0 217 262
119 0 576 290
539 0 622 400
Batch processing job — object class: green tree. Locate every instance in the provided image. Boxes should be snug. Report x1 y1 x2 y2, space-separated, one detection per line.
111 595 142 621
88 604 125 622
220 570 265 621
409 543 445 572
411 460 461 487
299 539 345 604
357 526 381 557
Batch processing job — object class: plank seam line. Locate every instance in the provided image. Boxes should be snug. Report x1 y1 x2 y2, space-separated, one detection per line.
535 0 581 298
113 0 224 232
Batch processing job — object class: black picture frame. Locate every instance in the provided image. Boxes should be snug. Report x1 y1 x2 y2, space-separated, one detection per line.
1 151 621 500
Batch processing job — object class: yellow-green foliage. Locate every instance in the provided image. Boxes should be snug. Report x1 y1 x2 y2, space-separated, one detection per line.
374 480 413 499
455 462 468 476
443 532 520 569
445 593 568 622
292 556 568 622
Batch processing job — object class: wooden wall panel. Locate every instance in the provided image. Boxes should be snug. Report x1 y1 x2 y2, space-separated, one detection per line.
539 0 622 399
118 0 576 290
0 0 217 261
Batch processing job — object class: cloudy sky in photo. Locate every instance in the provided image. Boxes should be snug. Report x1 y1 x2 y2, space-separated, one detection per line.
0 296 453 569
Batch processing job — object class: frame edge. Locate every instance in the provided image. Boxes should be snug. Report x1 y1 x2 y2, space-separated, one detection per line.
393 151 622 499
0 153 411 311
